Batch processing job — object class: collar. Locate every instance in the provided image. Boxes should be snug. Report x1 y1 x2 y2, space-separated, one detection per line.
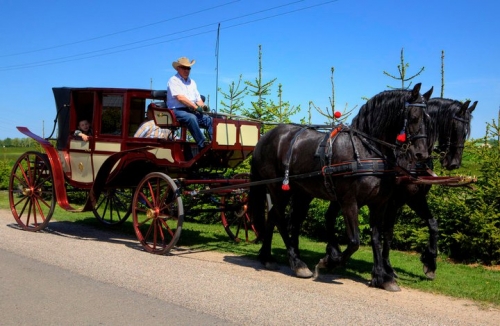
175 73 190 83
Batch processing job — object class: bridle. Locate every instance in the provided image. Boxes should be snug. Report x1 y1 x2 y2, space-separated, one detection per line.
435 113 470 159
396 98 429 155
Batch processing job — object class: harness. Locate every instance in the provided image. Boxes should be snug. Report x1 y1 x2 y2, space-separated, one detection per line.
280 98 430 192
282 124 397 194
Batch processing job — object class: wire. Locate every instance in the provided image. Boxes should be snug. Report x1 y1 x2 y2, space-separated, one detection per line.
0 0 339 71
0 0 241 58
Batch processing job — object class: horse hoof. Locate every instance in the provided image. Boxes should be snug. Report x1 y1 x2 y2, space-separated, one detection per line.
382 281 401 292
423 265 436 280
313 265 321 279
295 267 313 278
265 261 280 271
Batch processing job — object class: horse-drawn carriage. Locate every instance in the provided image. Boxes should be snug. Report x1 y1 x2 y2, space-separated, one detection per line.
8 83 477 291
9 86 261 254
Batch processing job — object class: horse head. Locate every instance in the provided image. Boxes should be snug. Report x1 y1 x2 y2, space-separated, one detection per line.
398 83 433 166
436 99 476 170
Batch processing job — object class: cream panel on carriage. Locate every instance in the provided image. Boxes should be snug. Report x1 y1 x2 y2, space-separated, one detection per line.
68 140 121 182
147 147 174 162
69 139 90 151
215 123 237 145
68 140 92 182
94 142 121 152
215 121 259 147
153 109 176 126
68 153 93 183
240 125 259 146
92 141 122 178
92 154 120 179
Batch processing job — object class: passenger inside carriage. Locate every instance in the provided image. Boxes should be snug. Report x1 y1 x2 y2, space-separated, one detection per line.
74 119 92 141
134 103 172 140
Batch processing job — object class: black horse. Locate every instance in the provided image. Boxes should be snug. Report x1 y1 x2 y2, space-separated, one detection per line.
377 97 476 279
316 98 476 284
249 83 433 291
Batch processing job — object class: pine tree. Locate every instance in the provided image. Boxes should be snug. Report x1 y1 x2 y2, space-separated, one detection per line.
218 74 247 116
309 67 355 125
383 48 425 90
266 84 301 123
242 45 276 121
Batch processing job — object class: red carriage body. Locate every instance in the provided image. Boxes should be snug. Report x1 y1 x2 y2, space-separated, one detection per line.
9 87 261 253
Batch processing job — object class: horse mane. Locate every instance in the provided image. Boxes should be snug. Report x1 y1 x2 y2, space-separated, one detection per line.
351 89 414 142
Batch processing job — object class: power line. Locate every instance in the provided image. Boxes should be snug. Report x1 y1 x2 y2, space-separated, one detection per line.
0 0 241 58
0 0 339 71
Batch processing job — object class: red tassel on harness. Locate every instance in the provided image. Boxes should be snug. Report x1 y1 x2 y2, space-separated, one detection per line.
396 131 406 143
334 111 342 119
281 183 290 191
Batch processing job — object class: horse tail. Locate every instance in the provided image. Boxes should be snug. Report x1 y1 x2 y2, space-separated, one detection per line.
247 157 267 241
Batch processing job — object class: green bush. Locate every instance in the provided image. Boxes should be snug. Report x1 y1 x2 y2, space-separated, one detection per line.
393 124 500 265
0 159 12 190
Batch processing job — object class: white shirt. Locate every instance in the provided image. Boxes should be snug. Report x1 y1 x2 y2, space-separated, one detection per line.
166 73 201 108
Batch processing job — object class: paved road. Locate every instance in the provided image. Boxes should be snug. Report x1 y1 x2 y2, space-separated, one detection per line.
1 209 499 326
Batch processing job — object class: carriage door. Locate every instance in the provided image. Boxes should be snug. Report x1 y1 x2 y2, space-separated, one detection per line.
90 93 124 180
68 91 96 184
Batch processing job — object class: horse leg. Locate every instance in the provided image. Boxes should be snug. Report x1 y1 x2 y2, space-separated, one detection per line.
288 195 313 278
314 201 343 278
369 203 401 292
338 201 361 264
407 194 438 279
381 201 400 280
258 189 291 271
258 203 281 270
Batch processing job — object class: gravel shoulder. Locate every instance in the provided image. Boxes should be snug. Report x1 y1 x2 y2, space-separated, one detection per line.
1 209 499 325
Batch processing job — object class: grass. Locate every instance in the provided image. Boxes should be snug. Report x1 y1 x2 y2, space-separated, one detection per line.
1 191 498 308
1 146 30 163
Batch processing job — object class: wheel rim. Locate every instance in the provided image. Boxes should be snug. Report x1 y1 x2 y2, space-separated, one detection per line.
221 193 258 243
221 173 258 243
9 151 55 231
132 172 183 254
93 188 133 226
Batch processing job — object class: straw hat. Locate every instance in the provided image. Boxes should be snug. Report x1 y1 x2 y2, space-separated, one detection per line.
172 57 196 69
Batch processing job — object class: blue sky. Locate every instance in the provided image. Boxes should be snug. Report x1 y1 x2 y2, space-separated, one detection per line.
0 0 498 140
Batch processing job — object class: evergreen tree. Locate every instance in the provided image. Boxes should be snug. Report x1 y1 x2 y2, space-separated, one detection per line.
218 74 247 116
267 84 300 123
309 67 355 125
383 48 425 90
242 45 276 122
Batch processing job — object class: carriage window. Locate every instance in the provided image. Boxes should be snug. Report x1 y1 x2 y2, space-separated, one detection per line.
73 92 94 133
101 95 123 135
129 98 146 136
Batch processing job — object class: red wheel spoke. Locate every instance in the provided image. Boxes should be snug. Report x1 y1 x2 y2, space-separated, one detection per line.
9 152 55 231
132 172 183 254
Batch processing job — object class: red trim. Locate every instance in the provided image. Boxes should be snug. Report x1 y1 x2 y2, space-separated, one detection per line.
16 127 80 211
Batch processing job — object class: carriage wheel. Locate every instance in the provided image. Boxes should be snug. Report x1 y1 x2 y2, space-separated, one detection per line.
132 172 183 254
93 188 133 226
9 151 55 231
221 173 258 243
